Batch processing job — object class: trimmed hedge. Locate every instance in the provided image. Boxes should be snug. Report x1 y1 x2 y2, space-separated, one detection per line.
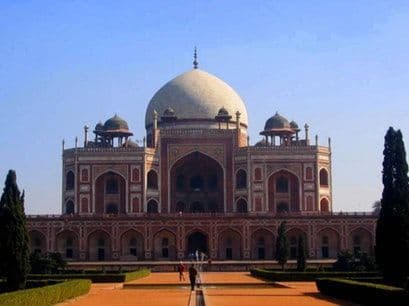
250 268 379 281
28 268 150 283
0 279 91 306
316 278 409 306
123 269 151 282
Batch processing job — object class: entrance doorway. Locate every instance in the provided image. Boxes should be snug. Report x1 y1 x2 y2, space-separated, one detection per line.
187 232 208 257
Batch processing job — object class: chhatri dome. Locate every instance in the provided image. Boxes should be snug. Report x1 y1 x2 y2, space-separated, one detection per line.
145 53 248 129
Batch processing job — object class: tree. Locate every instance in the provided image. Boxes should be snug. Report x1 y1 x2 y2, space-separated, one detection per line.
0 170 30 291
275 221 289 271
296 235 306 271
372 200 381 215
376 128 409 285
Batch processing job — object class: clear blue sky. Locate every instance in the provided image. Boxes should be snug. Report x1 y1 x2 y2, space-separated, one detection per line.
1 1 409 214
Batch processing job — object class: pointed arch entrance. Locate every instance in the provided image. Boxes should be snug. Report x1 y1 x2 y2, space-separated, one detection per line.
186 231 208 256
170 151 224 213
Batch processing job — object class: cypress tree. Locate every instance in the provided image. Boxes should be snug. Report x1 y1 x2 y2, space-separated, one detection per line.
0 170 30 291
297 235 306 272
275 221 289 271
376 128 409 285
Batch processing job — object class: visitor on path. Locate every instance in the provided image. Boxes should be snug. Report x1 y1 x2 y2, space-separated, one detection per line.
188 264 198 291
177 261 185 281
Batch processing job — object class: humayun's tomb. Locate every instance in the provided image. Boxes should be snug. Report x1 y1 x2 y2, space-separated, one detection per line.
27 56 377 263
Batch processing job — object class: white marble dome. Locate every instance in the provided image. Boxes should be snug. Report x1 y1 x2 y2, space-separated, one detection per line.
145 69 248 128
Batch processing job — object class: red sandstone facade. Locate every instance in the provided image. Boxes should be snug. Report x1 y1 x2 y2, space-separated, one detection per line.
27 66 377 262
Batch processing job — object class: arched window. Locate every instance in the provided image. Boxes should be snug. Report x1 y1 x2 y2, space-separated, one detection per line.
319 169 329 186
106 203 118 214
236 170 247 189
66 171 75 190
254 168 262 181
106 178 119 194
147 200 158 213
236 199 248 213
65 201 74 214
306 167 313 180
147 170 158 189
190 175 204 190
320 198 330 212
277 202 289 213
276 176 289 193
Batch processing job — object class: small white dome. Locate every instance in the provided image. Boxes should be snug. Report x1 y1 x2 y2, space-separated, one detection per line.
145 69 248 128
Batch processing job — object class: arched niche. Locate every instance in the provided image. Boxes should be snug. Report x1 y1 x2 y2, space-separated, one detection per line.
268 170 300 213
88 230 111 261
95 171 126 214
120 229 144 260
56 230 79 260
218 229 242 260
170 151 224 213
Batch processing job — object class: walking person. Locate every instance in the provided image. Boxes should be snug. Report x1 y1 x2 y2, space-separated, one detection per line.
188 264 197 291
177 261 186 281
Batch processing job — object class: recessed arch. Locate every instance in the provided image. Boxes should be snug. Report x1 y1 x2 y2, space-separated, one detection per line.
218 228 242 260
236 169 247 189
94 170 126 214
286 227 308 259
65 200 75 214
268 169 301 213
147 199 159 213
66 171 75 190
87 230 112 261
56 230 79 260
153 229 176 260
120 229 144 260
349 227 373 256
170 151 224 213
186 230 208 256
320 197 330 212
236 198 248 213
251 228 275 259
29 230 47 254
319 168 329 186
316 227 340 259
147 170 158 189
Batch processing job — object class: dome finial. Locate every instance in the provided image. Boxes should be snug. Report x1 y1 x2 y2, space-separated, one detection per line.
193 47 198 69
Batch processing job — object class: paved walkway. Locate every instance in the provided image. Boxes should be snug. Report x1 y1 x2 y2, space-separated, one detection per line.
60 272 356 306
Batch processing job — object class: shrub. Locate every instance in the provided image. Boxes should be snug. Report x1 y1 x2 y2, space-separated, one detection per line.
124 269 150 282
0 279 91 306
334 250 377 271
29 252 67 274
316 278 409 306
27 268 150 283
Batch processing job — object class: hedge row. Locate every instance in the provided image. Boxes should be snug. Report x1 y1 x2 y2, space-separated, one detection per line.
250 268 379 281
316 278 409 306
0 279 91 306
28 268 151 283
123 269 151 282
